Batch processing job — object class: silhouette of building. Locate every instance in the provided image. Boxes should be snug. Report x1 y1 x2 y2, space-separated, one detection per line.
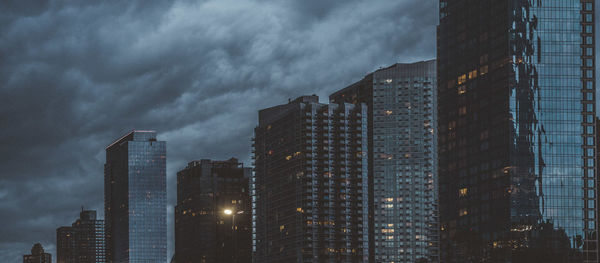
437 0 597 262
174 158 252 263
56 209 105 263
253 95 369 262
104 130 167 262
23 243 51 263
331 60 438 262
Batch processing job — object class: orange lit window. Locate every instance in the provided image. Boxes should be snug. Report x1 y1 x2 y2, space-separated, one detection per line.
459 188 468 197
468 69 477 79
459 209 468 216
458 85 466 95
457 74 467 85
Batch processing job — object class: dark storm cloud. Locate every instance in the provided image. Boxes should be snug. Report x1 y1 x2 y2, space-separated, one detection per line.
0 0 437 262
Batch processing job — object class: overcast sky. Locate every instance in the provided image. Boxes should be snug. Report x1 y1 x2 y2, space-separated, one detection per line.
0 0 438 262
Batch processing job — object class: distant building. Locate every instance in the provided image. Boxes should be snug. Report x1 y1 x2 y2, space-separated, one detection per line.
56 209 105 263
253 95 369 262
104 130 167 262
174 158 252 263
23 243 51 263
330 60 438 262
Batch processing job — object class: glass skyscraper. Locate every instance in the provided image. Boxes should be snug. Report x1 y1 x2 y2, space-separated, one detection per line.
104 130 167 263
438 0 596 262
331 60 438 263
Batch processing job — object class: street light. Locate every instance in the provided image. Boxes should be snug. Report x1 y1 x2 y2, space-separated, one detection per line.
223 208 244 263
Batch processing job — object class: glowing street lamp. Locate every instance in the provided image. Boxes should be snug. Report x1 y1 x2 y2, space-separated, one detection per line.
224 209 233 215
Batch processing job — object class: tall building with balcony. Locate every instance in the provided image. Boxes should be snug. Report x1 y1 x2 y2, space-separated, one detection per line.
174 158 252 263
437 0 597 262
330 60 438 263
104 130 167 262
253 95 369 262
23 243 51 263
56 209 105 263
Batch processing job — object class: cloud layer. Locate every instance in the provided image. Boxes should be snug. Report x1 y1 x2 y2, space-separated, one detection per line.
0 0 437 262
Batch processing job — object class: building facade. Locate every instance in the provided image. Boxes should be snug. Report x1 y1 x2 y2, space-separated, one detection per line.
437 0 596 262
57 209 105 263
104 130 167 263
23 243 51 263
175 158 252 263
330 61 438 263
253 95 369 262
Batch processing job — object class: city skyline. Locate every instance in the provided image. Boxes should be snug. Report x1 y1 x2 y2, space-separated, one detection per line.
0 1 440 262
1 1 599 263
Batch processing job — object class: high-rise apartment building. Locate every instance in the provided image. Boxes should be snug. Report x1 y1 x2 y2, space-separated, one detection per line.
437 1 596 262
56 209 105 263
104 130 167 262
253 95 369 262
23 243 51 263
330 61 438 263
175 158 252 263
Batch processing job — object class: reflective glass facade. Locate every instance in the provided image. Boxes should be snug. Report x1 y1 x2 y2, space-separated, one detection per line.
438 0 596 262
104 131 167 263
331 61 438 263
254 96 368 262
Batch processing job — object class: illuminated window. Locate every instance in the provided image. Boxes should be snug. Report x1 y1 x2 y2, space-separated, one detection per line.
468 69 477 79
285 155 292 160
458 85 466 95
385 110 393 115
457 74 467 85
459 209 468 216
459 188 468 197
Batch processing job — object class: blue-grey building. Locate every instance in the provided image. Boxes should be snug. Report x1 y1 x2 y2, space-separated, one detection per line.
104 130 167 263
437 0 596 262
331 60 438 263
